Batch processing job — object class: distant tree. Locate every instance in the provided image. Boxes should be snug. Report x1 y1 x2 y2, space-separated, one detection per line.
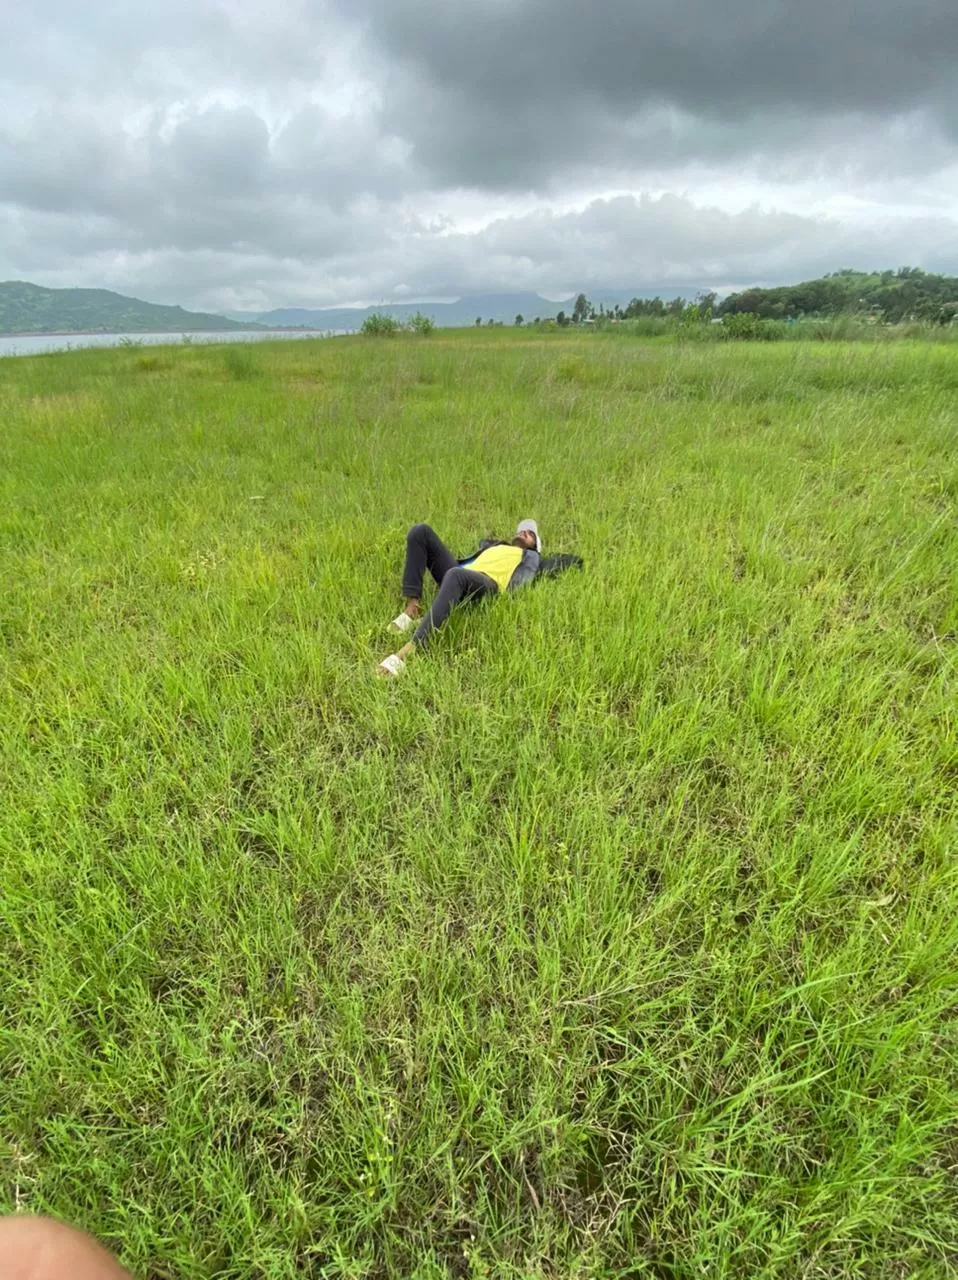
515 314 524 326
623 295 667 319
556 310 568 326
486 318 495 326
475 316 482 326
572 293 590 324
678 294 717 331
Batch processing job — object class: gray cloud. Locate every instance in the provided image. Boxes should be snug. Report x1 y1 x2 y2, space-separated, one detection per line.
6 193 957 316
351 0 958 183
3 1 958 310
0 101 412 259
2 2 334 98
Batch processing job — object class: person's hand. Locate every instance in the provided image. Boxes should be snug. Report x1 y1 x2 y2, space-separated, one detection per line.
0 1217 132 1280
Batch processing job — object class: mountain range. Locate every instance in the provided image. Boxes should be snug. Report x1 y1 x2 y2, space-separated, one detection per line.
228 288 693 330
0 281 696 336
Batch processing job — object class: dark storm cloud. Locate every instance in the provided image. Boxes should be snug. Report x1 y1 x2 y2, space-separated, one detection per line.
345 0 958 186
357 0 958 116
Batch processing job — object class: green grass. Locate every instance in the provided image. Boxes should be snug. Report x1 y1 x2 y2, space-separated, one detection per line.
1 331 956 1278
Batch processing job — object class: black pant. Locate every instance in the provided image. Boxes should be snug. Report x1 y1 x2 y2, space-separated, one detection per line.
402 524 498 647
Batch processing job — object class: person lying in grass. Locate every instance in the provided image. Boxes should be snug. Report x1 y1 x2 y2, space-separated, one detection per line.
378 519 581 676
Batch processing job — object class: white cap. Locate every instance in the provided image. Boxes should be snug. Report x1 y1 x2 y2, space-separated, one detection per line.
516 518 541 553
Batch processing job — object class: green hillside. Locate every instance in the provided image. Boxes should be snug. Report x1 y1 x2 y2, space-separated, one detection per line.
720 266 958 323
2 330 955 1277
0 280 259 334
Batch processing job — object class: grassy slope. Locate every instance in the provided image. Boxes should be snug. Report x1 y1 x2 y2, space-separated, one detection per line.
1 332 956 1279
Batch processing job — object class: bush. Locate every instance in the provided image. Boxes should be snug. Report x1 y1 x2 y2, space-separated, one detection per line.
134 353 172 373
361 313 400 337
720 313 785 342
805 316 866 342
221 345 259 378
407 312 434 336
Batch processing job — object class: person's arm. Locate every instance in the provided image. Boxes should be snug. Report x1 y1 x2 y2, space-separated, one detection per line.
535 553 584 579
507 549 541 590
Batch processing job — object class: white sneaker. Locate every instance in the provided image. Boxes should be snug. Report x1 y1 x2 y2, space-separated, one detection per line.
378 653 406 677
389 611 417 634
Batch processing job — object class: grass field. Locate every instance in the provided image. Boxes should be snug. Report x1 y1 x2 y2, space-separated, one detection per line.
2 330 957 1278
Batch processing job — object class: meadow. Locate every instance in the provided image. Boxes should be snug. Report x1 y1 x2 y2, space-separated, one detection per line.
1 329 956 1278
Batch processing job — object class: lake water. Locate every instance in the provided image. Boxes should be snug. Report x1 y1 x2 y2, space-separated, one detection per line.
0 329 344 358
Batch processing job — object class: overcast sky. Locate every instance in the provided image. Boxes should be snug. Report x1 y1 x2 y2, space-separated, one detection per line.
4 0 958 312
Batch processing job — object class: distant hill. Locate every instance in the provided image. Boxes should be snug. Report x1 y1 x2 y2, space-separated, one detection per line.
0 281 262 335
229 288 694 331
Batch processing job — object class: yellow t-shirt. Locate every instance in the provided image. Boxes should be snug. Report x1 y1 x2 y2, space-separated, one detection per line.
468 544 523 592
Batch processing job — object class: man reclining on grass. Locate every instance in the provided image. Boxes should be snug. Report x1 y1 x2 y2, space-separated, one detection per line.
378 519 582 676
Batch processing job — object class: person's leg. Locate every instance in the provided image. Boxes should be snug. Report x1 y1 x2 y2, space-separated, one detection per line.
0 1216 131 1280
412 568 498 647
400 524 458 617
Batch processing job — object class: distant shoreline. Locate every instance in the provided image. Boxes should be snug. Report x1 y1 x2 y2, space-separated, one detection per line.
0 328 348 360
0 327 326 338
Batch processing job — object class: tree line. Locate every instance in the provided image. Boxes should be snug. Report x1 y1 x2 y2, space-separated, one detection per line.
479 292 718 328
482 270 958 330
